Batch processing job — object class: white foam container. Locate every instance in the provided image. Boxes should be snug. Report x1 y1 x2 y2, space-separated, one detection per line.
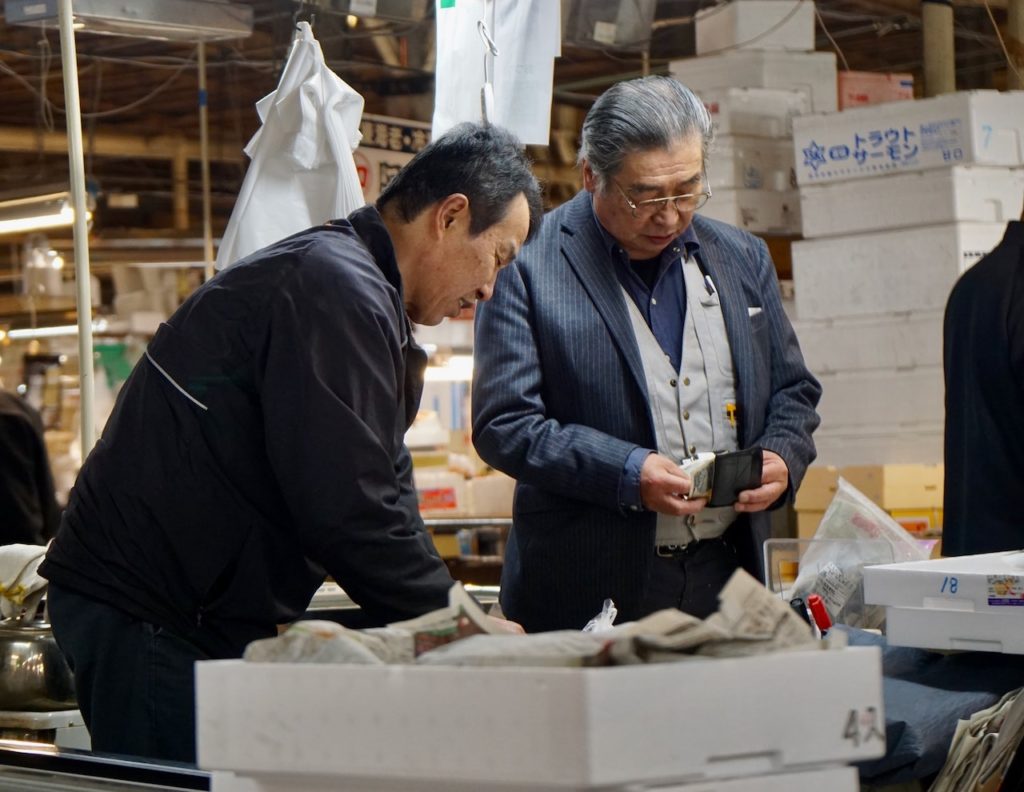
670 51 838 114
695 0 816 54
793 91 1024 185
811 423 944 467
791 222 1006 320
814 366 944 430
799 166 1024 238
864 551 1024 654
700 188 801 235
197 647 885 789
710 135 795 192
793 311 944 373
699 86 811 139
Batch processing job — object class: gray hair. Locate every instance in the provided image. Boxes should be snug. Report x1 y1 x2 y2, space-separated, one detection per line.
577 76 714 190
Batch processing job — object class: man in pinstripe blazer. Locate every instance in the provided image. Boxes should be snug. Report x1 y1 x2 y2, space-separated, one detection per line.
472 76 821 633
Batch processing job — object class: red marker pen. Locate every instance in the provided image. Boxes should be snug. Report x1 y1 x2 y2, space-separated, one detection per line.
807 594 832 634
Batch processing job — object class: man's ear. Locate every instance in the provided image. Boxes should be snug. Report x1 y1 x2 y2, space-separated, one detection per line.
436 193 470 235
582 161 598 193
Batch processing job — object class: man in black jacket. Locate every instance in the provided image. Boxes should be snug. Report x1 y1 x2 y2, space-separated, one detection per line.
942 195 1024 556
40 123 542 764
0 390 60 546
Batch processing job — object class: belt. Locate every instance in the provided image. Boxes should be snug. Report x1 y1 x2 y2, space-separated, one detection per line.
654 536 726 558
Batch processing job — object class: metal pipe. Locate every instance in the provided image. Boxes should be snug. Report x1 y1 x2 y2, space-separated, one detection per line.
198 43 215 281
922 0 956 96
57 0 96 457
1010 0 1023 89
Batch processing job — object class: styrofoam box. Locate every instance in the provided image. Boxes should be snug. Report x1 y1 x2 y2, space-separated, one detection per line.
699 86 811 139
670 51 838 114
196 648 885 788
799 166 1024 238
700 188 801 235
710 135 795 192
210 765 860 792
695 0 815 55
793 311 944 373
864 551 1024 653
793 90 1024 186
814 366 943 430
811 423 944 467
791 222 1006 320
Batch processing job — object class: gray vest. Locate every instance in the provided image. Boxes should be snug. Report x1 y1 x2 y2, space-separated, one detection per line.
623 253 741 546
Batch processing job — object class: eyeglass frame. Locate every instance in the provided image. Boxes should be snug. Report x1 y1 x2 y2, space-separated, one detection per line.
611 169 713 218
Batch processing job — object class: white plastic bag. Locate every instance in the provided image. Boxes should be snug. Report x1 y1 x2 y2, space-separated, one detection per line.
790 477 930 629
582 598 618 633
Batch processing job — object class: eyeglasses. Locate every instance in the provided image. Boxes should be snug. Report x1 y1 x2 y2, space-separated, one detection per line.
613 176 713 219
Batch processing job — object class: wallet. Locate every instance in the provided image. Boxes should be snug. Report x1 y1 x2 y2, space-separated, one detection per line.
707 447 764 507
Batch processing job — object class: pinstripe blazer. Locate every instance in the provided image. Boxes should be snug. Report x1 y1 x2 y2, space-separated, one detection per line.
472 190 821 632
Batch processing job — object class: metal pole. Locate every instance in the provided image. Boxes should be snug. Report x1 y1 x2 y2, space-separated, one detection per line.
198 42 215 280
922 0 956 97
57 0 96 457
1009 0 1023 90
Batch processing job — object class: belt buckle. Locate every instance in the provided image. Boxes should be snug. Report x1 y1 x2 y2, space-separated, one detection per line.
655 542 690 558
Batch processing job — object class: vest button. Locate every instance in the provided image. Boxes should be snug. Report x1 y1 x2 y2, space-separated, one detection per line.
686 515 696 527
683 377 690 386
683 410 690 420
689 444 697 454
669 378 677 387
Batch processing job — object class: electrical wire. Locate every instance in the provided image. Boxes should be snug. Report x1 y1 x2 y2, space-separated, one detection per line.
815 3 851 71
983 0 1023 83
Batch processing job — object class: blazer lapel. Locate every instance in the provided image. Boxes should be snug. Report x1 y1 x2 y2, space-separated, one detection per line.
559 193 649 399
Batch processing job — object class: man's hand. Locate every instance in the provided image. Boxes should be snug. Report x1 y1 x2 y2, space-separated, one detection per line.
640 453 707 516
734 449 789 513
485 615 525 634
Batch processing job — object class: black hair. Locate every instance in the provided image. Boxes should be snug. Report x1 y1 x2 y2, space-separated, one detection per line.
377 122 543 242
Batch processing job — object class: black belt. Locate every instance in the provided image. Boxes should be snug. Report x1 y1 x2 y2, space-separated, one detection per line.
655 536 726 558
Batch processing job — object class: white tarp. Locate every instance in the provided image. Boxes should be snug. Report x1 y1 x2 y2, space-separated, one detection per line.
215 21 365 270
433 0 560 146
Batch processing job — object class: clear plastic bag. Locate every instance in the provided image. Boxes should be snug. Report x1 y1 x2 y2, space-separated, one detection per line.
790 477 931 629
582 598 618 633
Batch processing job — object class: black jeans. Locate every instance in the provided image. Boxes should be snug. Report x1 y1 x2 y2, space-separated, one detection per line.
46 582 208 764
641 537 740 620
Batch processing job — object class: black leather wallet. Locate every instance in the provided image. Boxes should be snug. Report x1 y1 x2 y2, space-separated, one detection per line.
707 447 764 507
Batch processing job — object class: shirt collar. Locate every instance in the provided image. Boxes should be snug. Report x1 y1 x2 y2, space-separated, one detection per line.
345 204 403 294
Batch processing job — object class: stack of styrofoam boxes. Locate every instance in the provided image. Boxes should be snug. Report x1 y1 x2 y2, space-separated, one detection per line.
791 91 1024 467
669 0 835 236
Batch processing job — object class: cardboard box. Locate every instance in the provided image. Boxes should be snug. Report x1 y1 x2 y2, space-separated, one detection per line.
793 311 944 373
838 71 914 110
815 366 944 431
695 0 815 54
196 648 886 788
864 551 1024 654
700 188 801 235
791 222 1006 320
799 166 1024 238
793 90 1024 186
210 765 860 792
699 86 811 139
466 472 514 517
795 465 842 512
710 135 795 192
671 51 838 113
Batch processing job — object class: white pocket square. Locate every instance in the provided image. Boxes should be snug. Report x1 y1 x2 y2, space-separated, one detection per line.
747 306 763 317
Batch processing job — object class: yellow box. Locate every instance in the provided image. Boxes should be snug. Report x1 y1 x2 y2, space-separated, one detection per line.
840 465 943 510
794 466 840 511
429 532 461 559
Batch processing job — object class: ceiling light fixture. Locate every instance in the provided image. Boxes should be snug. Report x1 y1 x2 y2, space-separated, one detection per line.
0 191 93 236
4 0 254 42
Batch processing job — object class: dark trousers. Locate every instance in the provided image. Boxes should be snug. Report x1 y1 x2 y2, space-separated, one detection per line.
46 582 208 764
641 537 740 620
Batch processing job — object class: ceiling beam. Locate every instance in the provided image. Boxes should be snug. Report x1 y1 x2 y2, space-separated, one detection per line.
0 127 244 163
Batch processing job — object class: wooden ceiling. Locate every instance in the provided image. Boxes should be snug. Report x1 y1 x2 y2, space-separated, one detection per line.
0 0 1015 278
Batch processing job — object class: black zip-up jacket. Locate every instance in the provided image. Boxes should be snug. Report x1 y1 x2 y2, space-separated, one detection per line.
40 207 454 658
